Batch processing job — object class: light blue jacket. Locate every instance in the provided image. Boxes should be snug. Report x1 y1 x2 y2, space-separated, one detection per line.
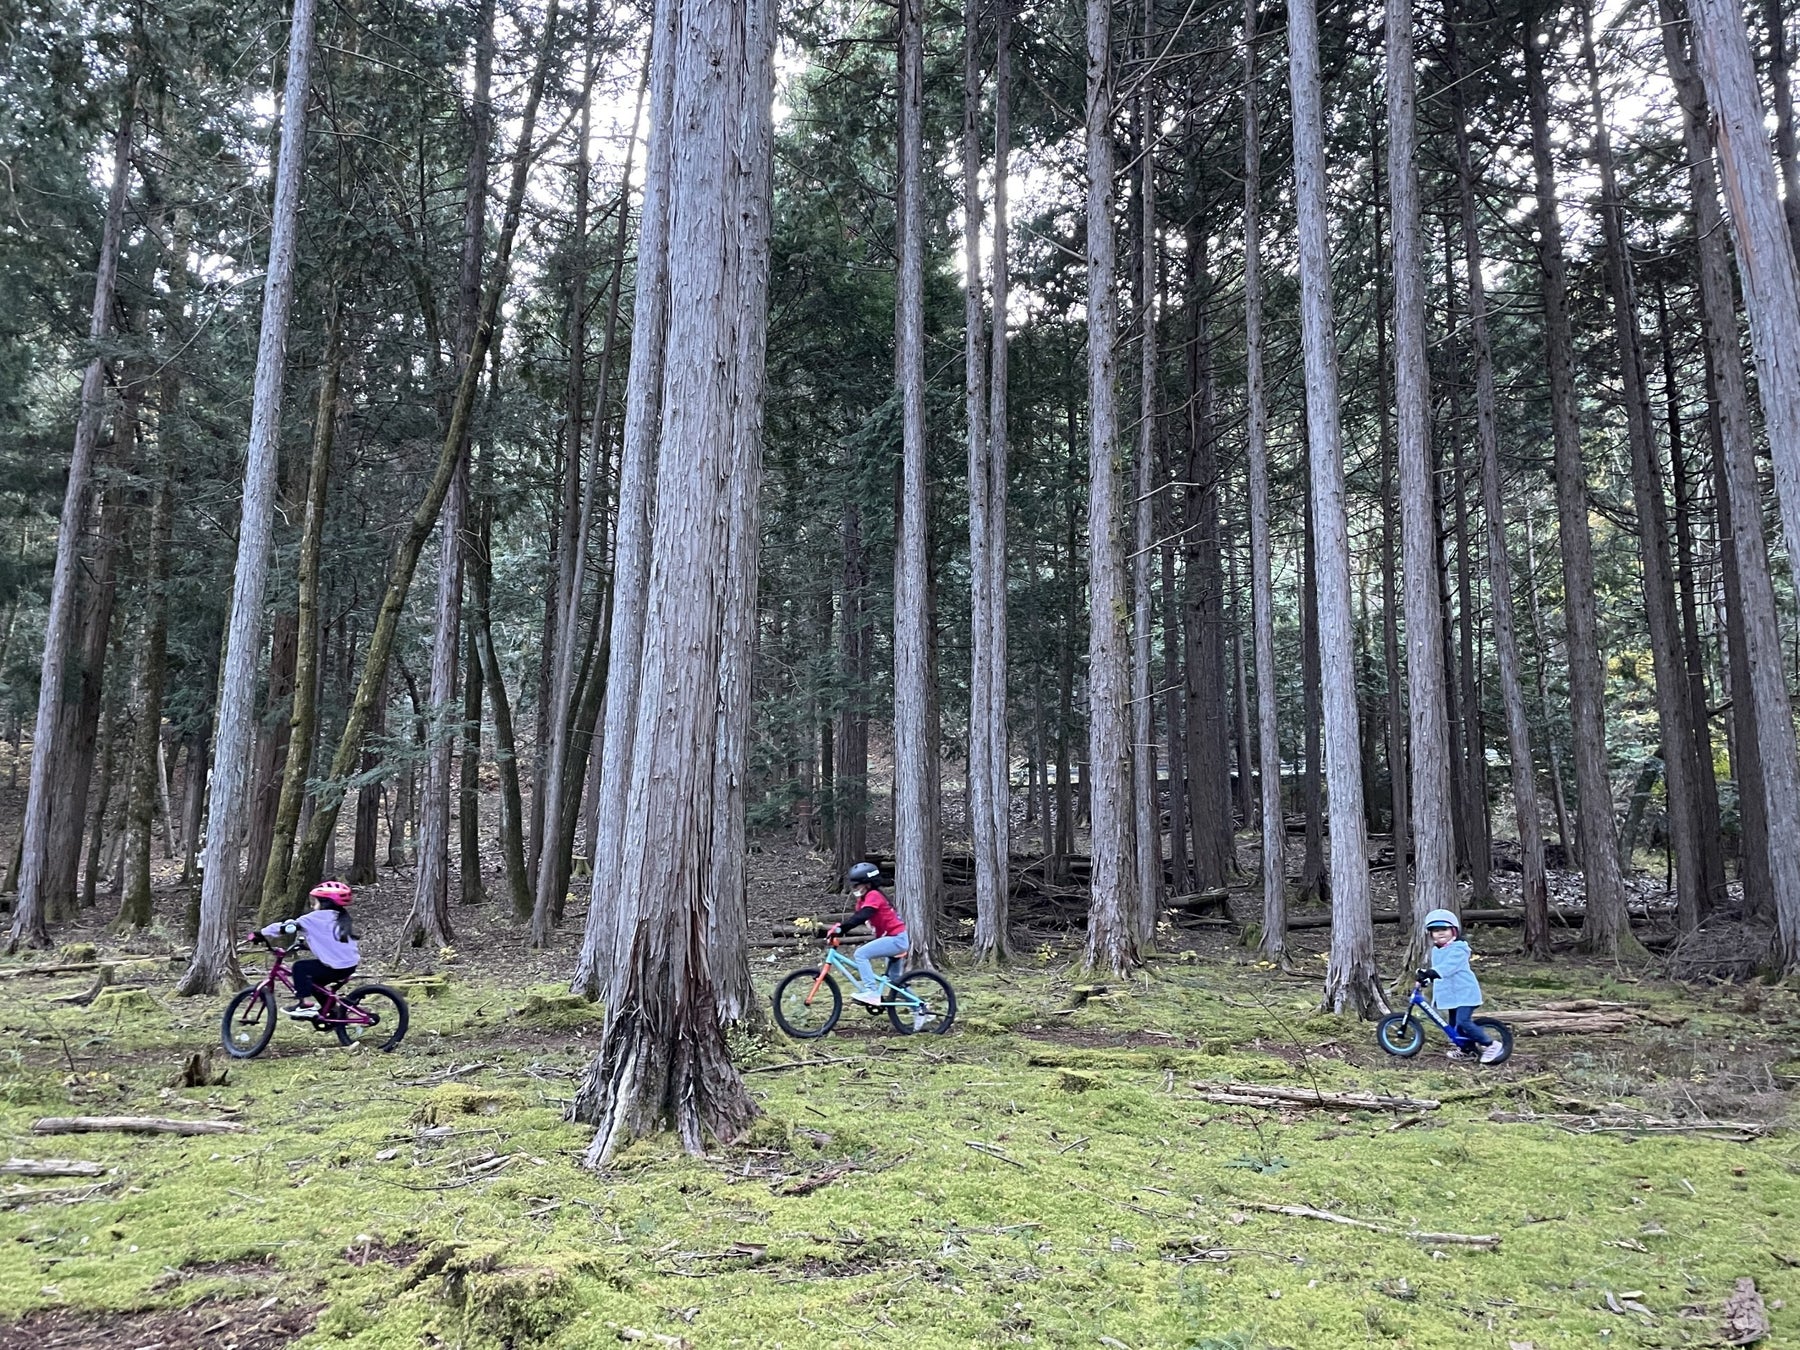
1428 938 1482 1010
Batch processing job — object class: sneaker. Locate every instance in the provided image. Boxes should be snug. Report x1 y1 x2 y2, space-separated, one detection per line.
1479 1041 1505 1064
852 990 882 1007
284 1003 318 1019
1445 1047 1468 1061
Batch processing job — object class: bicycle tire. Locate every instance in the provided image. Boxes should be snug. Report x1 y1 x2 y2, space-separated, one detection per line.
335 984 410 1052
221 986 277 1059
1472 1017 1513 1066
887 971 956 1035
1375 1013 1424 1058
773 968 841 1039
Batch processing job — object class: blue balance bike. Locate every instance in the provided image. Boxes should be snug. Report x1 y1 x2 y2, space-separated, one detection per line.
1376 969 1514 1064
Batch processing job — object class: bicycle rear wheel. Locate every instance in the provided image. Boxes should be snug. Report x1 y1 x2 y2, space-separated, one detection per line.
221 986 277 1059
887 971 956 1035
773 969 841 1039
335 985 409 1051
1472 1017 1513 1065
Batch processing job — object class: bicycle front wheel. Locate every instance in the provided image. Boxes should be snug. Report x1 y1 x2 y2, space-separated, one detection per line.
773 968 841 1039
221 986 277 1059
887 971 956 1035
1375 1013 1424 1058
336 985 409 1051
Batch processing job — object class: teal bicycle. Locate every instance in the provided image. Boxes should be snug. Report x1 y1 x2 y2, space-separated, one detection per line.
772 935 956 1038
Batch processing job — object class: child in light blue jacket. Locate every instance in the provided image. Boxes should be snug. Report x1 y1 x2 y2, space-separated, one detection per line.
1421 908 1502 1063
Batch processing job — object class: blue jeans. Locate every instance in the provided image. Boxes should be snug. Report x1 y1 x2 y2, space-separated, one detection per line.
854 935 909 993
1448 1006 1491 1046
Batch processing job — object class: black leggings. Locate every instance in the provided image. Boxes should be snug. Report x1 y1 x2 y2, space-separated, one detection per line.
293 959 354 1001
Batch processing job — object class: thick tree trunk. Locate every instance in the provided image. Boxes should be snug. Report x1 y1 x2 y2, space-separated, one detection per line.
9 85 137 952
1450 22 1549 956
118 446 173 930
1525 28 1638 958
177 0 318 995
1289 0 1379 1013
892 0 938 967
1579 3 1707 935
256 332 341 923
570 0 771 1160
241 611 297 909
1245 5 1285 961
1082 0 1138 977
574 1 677 994
981 0 1013 959
1667 0 1800 949
1387 0 1458 934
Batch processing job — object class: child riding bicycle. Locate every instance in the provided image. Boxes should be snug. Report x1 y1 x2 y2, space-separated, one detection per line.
255 880 360 1019
828 862 908 1006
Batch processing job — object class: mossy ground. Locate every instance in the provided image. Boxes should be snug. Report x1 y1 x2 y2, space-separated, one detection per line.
1 914 1796 1349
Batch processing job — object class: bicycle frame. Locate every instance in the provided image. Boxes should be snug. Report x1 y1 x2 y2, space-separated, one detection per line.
251 944 375 1028
803 938 927 1013
1405 984 1477 1048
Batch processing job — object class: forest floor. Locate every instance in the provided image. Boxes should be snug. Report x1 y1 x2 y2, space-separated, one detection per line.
0 835 1796 1350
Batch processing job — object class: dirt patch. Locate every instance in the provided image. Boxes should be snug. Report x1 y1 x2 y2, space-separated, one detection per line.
0 1299 317 1350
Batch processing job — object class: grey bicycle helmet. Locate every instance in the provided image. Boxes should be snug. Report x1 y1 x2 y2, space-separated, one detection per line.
846 861 881 886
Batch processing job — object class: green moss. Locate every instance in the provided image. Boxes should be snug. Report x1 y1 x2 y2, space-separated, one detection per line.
2 950 1797 1349
58 943 98 964
409 1085 526 1125
514 989 603 1028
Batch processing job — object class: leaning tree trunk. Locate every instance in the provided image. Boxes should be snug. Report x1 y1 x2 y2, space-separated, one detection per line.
1083 0 1138 977
569 0 771 1163
1290 0 1379 1014
1669 0 1800 963
1449 16 1549 956
256 326 342 925
1579 1 1708 935
177 0 318 996
9 82 137 953
1245 2 1286 963
287 0 560 911
1387 0 1457 944
1524 28 1637 959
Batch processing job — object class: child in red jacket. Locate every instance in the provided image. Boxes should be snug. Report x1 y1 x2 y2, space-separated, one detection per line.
828 862 909 1005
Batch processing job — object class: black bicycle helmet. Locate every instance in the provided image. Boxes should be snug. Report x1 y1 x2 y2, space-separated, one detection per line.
846 861 881 887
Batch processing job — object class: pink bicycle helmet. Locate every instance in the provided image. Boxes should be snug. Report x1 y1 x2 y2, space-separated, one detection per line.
309 879 354 907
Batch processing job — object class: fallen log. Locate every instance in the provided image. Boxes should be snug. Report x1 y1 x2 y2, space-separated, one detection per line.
1 1158 106 1177
0 956 168 979
1236 1199 1500 1249
1192 1082 1440 1112
1487 1109 1768 1139
1502 1011 1641 1034
1280 905 1663 930
32 1116 247 1136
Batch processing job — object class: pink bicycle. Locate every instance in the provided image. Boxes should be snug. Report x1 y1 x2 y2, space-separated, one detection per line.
220 928 409 1058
